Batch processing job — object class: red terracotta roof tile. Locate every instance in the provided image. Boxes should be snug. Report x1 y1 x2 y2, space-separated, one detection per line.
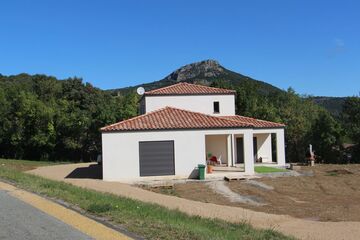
101 107 252 132
144 82 235 96
220 115 285 128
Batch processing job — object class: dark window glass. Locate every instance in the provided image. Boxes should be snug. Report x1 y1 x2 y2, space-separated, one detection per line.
213 101 220 113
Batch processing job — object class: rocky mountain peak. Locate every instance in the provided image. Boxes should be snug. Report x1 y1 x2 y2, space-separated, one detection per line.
165 59 225 82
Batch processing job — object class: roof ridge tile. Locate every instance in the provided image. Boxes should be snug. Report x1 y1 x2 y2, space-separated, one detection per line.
144 82 235 95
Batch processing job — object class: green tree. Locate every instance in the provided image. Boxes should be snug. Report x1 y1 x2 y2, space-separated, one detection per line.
310 110 342 163
120 93 140 119
342 96 360 161
0 74 134 161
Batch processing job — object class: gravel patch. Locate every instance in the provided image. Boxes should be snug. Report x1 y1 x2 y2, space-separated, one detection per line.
206 181 265 206
245 180 274 190
255 170 313 178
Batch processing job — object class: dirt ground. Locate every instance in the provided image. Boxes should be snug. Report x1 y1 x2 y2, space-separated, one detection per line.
146 164 360 222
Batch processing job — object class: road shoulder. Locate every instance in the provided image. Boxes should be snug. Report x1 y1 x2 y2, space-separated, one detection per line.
0 181 131 240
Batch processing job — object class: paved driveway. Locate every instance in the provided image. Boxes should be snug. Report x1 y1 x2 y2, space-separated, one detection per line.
0 189 92 240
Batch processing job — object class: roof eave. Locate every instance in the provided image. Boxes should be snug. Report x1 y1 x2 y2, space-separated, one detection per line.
144 92 236 97
101 125 286 133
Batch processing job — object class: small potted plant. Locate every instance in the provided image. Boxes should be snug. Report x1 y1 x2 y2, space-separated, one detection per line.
207 153 214 174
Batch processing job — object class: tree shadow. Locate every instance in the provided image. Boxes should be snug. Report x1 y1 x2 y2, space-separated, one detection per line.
65 163 102 179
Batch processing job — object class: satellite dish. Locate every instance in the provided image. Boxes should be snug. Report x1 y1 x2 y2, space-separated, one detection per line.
136 87 145 95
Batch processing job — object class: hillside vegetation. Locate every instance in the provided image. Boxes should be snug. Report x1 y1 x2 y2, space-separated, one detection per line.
310 96 348 117
0 74 138 161
0 60 358 162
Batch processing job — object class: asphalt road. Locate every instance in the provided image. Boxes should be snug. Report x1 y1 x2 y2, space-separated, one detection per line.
0 190 93 240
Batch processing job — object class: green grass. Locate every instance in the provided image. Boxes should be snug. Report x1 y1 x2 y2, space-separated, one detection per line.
0 159 293 240
255 166 288 173
0 159 65 171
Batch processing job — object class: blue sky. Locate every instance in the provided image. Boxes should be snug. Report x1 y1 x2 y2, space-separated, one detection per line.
0 0 359 96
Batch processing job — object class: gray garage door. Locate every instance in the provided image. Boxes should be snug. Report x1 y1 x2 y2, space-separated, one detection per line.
139 141 175 176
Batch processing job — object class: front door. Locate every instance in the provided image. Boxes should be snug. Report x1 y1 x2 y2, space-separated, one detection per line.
253 137 258 162
236 138 244 163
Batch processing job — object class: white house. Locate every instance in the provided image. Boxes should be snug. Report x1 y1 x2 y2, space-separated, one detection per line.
101 82 286 181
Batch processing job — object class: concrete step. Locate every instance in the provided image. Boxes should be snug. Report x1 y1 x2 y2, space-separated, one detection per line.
212 166 244 172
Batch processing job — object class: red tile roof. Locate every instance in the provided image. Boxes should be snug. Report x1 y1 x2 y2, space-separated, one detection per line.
144 82 236 96
221 115 285 128
101 107 284 132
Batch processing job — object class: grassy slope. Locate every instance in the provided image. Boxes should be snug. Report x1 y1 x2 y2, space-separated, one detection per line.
254 166 288 173
0 159 64 171
0 159 293 240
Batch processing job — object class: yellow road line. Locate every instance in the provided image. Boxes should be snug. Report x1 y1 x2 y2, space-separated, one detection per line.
0 181 131 240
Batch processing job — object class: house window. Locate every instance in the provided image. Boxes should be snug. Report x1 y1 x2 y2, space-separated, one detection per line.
213 101 220 113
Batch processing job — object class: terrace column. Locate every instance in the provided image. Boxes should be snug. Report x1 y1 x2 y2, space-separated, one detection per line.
226 134 232 167
243 131 255 174
276 129 286 166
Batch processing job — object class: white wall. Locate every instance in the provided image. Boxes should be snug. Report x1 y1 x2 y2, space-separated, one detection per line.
255 133 272 163
102 128 285 181
205 135 228 165
275 129 286 166
144 94 235 116
243 131 255 174
102 130 206 181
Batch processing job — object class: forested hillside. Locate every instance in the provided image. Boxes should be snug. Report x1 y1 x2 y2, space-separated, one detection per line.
310 96 347 117
0 74 139 161
0 69 358 163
